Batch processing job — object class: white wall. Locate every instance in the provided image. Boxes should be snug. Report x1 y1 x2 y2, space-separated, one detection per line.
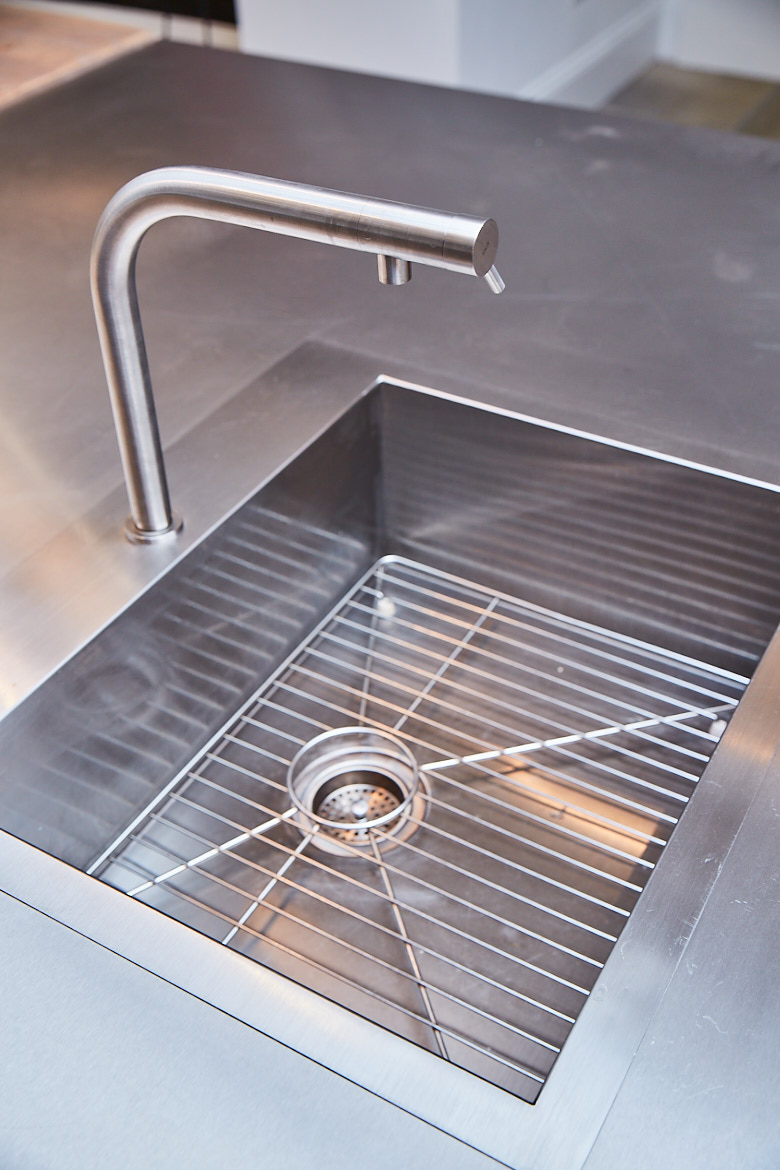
460 0 661 105
236 0 662 108
237 0 461 87
660 0 780 82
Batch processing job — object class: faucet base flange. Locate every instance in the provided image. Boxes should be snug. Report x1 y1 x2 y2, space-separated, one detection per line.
124 513 183 544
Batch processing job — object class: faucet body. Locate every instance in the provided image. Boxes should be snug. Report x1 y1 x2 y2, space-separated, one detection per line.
90 166 503 541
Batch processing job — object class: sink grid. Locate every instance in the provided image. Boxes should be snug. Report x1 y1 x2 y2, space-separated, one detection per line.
97 554 746 1102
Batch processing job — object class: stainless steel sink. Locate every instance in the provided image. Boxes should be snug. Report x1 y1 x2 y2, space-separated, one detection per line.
1 380 778 1108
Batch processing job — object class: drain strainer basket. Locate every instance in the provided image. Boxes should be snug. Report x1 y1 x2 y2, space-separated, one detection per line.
287 726 422 854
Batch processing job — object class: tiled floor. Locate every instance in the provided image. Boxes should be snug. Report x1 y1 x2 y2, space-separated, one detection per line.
607 61 780 139
0 2 156 109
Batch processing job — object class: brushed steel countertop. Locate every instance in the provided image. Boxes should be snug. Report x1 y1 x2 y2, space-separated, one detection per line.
3 40 780 705
2 42 780 1169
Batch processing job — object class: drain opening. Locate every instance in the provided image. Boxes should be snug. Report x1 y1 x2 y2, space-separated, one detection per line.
314 774 403 845
287 727 423 855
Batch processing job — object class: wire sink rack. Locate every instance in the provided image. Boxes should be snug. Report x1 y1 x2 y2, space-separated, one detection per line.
97 555 747 1103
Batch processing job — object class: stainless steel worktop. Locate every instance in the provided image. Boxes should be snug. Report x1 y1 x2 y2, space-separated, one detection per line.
2 41 780 1168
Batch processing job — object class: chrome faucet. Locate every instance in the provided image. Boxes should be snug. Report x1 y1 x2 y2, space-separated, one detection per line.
90 166 504 543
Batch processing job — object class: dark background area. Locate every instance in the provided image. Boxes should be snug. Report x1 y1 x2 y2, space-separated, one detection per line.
63 0 236 26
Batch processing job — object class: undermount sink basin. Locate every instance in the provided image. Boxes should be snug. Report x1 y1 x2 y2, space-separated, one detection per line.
2 380 779 1107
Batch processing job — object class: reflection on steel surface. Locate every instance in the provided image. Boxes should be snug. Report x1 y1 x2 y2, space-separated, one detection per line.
98 554 745 1103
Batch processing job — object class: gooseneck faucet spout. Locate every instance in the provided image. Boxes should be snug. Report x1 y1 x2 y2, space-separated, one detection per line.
90 166 504 543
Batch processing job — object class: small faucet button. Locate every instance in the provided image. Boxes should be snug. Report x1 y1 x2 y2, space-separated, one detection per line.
377 255 412 285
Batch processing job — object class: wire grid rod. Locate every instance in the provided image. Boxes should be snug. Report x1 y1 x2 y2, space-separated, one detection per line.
339 594 738 716
422 769 659 864
191 734 632 919
379 557 749 686
138 790 605 975
175 758 621 943
305 634 702 808
286 661 501 756
125 831 579 1033
221 828 315 946
423 704 733 773
101 555 745 1097
128 808 298 896
252 681 659 878
208 709 658 875
288 631 731 802
338 578 745 711
242 701 646 893
332 613 715 776
116 830 574 1046
392 596 499 734
289 654 678 833
307 629 671 756
199 741 628 929
173 785 614 956
274 669 671 850
317 629 714 798
339 597 728 752
301 613 734 776
357 560 386 724
175 765 625 944
312 630 615 758
369 831 450 1060
221 734 292 770
113 847 548 1085
88 558 385 875
369 816 621 939
329 607 737 740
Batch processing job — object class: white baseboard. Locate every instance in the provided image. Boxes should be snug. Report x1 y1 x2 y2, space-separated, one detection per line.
519 3 661 108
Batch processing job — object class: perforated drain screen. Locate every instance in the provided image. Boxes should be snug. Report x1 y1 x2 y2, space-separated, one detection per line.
97 556 746 1102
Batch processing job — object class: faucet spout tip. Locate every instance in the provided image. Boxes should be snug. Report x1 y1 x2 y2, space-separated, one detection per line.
483 265 505 295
